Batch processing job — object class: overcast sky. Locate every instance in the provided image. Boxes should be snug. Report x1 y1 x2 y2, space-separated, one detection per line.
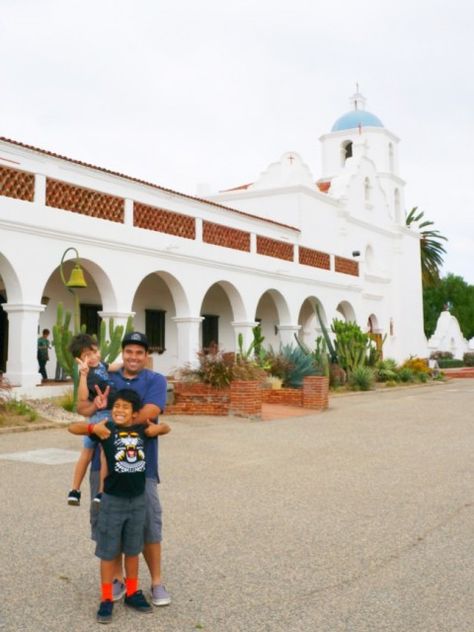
1 0 473 282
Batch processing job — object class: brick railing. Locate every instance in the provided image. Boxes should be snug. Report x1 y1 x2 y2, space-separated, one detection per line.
299 246 330 270
134 202 195 239
256 235 294 261
334 256 359 276
203 221 250 251
0 165 35 201
0 163 358 276
46 179 124 222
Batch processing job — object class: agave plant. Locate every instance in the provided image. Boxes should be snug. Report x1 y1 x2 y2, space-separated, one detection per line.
279 344 318 388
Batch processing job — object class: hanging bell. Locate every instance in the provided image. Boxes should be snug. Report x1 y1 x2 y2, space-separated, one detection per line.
66 264 87 288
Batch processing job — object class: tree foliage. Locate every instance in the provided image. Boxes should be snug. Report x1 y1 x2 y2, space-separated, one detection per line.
423 274 474 340
405 207 448 287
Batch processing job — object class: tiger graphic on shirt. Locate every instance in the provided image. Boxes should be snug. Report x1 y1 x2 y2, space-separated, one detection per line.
113 430 146 474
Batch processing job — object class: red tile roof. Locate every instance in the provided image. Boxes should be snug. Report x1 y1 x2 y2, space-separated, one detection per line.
220 182 254 192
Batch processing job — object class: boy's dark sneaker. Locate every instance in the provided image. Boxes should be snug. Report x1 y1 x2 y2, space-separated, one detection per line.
67 489 81 506
93 492 103 504
96 600 113 624
124 590 153 614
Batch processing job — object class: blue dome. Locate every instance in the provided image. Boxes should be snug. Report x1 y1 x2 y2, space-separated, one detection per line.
331 110 383 132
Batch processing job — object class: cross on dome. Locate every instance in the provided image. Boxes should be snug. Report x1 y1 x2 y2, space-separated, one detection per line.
330 87 383 132
350 83 367 111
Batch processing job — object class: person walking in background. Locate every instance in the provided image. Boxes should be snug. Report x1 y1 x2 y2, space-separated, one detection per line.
37 328 51 381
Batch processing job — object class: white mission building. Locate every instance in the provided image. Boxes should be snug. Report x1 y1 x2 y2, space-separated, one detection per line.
0 91 427 388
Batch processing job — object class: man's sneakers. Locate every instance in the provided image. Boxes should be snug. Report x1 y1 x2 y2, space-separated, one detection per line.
151 584 171 606
67 489 81 506
124 590 153 614
93 492 103 504
96 600 113 624
112 579 126 602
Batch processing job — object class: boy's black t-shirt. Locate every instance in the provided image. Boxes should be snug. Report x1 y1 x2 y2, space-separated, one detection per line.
92 421 147 498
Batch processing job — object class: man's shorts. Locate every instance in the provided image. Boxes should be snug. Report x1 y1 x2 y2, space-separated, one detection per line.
95 492 146 561
90 474 162 544
83 410 109 449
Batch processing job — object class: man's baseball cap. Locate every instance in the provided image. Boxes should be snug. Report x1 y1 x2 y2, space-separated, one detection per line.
121 331 149 351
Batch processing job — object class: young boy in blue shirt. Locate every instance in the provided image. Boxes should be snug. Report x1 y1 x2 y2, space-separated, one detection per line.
67 333 121 506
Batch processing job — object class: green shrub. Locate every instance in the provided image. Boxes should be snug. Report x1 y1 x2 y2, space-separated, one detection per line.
232 359 266 382
463 353 474 367
416 372 429 383
437 359 464 369
59 389 75 412
264 348 294 381
5 399 37 421
398 368 415 382
385 380 398 388
349 366 375 391
375 359 399 382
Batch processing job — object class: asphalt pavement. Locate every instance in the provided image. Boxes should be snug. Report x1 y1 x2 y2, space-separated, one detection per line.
1 380 474 632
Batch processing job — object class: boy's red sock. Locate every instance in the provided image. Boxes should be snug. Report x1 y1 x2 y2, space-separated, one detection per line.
126 577 138 596
101 583 113 601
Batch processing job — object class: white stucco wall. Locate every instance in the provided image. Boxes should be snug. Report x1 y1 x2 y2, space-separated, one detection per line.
0 111 428 387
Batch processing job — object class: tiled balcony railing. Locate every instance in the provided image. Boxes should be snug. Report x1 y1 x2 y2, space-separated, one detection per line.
0 163 359 277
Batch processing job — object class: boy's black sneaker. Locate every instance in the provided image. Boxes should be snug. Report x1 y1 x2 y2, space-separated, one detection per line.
67 489 81 506
124 590 153 614
93 492 103 504
96 599 113 624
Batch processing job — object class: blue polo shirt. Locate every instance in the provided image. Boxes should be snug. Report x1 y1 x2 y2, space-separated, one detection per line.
91 368 167 481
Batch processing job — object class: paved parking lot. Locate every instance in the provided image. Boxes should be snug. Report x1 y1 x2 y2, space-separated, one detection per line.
1 380 474 632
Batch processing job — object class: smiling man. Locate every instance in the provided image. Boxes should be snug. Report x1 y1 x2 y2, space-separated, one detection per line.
77 331 170 607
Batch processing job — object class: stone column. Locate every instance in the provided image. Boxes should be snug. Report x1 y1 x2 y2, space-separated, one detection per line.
277 324 301 347
231 321 259 353
171 316 204 368
3 303 45 387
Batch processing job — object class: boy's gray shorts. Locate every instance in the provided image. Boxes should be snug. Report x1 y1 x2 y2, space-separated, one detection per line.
90 474 162 544
95 492 146 561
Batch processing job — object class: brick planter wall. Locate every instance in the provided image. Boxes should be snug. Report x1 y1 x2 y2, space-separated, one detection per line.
302 376 329 410
261 388 303 406
166 382 230 416
230 380 262 417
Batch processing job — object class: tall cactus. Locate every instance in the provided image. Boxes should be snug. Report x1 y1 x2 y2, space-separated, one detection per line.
53 302 81 411
95 315 133 364
331 319 370 376
314 303 338 364
52 303 75 377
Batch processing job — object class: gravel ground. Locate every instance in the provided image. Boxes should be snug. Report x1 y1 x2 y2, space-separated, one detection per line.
27 399 85 425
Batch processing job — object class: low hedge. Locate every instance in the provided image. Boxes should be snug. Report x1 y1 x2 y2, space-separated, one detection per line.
437 359 464 369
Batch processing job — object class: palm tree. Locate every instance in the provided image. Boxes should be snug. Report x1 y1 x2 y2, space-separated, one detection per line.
405 207 448 287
